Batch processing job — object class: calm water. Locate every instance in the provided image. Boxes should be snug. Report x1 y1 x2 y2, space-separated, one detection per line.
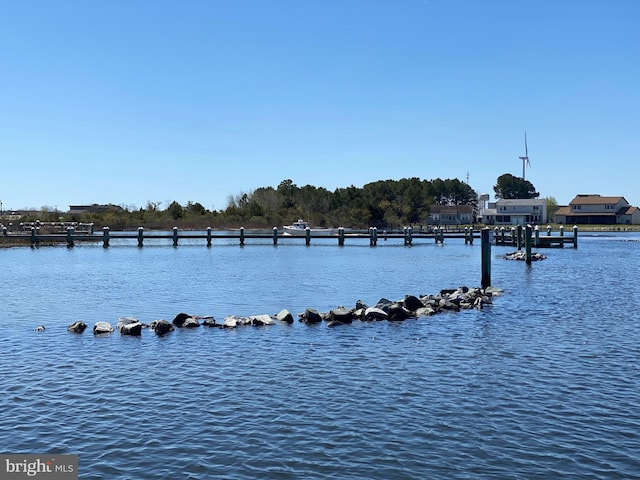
1 233 639 479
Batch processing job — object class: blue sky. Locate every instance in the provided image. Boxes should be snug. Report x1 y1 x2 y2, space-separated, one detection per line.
1 0 638 212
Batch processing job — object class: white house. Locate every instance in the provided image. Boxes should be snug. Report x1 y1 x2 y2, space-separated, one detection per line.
482 199 546 226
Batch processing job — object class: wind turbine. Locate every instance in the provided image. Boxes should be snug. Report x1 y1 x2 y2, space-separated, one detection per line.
518 131 530 180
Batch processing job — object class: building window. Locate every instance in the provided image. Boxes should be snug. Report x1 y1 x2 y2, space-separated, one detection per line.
572 205 581 211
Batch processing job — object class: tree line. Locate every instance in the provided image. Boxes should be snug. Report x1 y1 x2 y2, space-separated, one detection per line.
18 174 547 229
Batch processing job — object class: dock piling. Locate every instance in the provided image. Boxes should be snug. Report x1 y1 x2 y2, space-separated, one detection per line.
66 226 75 247
272 227 278 245
103 226 110 248
339 227 345 246
305 228 311 246
138 227 144 247
525 224 532 264
173 227 178 246
240 227 245 246
207 227 212 247
573 225 578 248
481 228 491 288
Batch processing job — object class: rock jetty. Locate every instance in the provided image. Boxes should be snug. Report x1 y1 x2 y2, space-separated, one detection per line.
504 251 547 261
47 285 501 336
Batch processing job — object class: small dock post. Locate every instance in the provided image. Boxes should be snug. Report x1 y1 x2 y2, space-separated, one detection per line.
573 225 578 248
339 227 345 246
103 226 110 248
534 225 540 247
67 226 75 247
525 224 532 264
207 227 212 247
370 227 377 246
516 225 523 250
31 227 37 245
404 226 412 246
547 225 552 236
240 227 245 246
481 228 491 288
272 227 278 245
137 227 144 247
559 225 564 236
89 223 95 235
464 227 469 245
305 227 311 246
173 227 178 246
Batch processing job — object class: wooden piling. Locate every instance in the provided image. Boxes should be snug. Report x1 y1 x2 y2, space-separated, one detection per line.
137 227 144 247
573 225 578 248
240 227 245 246
534 225 540 247
516 225 523 250
525 224 532 264
369 227 377 246
207 227 212 247
339 227 345 246
67 226 75 247
173 227 178 246
103 226 110 248
481 228 491 288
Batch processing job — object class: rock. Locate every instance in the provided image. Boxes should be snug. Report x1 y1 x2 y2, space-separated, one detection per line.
403 295 424 312
34 325 46 332
415 306 436 317
251 314 275 326
355 299 369 310
362 306 388 321
67 320 87 333
299 308 322 324
386 304 411 321
329 306 354 324
117 317 142 336
151 319 174 336
223 316 239 328
172 312 192 327
275 309 294 324
201 317 218 327
182 317 200 328
93 321 114 335
374 298 394 310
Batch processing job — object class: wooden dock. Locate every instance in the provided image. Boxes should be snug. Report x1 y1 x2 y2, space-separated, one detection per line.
1 224 578 249
1 225 482 247
492 225 578 248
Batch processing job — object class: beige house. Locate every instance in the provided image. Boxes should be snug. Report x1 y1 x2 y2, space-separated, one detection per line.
554 195 639 225
427 205 474 225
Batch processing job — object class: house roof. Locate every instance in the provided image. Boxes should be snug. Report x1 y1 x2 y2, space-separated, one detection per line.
570 194 627 205
620 206 639 215
555 206 571 216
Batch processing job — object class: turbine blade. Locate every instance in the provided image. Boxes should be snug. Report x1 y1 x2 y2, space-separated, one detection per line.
524 131 528 157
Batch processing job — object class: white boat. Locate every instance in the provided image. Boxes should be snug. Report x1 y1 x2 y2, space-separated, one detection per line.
283 219 335 236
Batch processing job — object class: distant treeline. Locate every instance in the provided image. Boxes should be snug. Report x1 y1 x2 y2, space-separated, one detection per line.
21 178 478 230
